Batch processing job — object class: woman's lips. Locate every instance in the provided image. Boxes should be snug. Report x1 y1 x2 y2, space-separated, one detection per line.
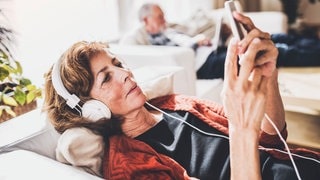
127 84 141 96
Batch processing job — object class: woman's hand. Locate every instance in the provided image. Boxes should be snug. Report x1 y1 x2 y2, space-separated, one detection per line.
221 38 267 133
221 12 282 179
233 12 278 78
222 37 267 180
233 12 286 135
222 36 269 180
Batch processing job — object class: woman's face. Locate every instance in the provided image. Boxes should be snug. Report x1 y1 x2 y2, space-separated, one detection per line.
89 51 146 116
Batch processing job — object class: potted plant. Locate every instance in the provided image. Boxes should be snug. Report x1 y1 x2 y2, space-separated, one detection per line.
0 11 42 123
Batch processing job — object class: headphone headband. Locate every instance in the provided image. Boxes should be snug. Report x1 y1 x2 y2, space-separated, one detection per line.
51 58 81 110
51 54 111 120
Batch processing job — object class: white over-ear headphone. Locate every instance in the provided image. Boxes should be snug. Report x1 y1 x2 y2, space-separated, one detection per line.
51 58 111 121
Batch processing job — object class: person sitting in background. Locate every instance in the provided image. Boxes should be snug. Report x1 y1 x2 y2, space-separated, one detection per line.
43 12 320 179
120 3 320 79
119 3 231 79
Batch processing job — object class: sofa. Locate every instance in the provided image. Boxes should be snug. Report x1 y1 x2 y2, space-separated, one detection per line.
0 108 104 179
2 8 319 180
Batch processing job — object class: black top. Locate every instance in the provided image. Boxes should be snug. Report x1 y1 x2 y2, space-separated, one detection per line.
135 110 320 180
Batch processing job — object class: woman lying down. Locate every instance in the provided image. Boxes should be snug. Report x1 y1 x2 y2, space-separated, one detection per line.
43 13 320 180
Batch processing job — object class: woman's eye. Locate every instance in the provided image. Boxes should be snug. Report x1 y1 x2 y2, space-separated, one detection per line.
115 62 123 68
102 73 110 83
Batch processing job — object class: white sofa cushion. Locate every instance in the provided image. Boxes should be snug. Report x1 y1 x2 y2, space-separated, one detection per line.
0 150 103 180
244 11 288 34
132 65 183 100
0 109 60 160
109 44 197 96
56 127 105 177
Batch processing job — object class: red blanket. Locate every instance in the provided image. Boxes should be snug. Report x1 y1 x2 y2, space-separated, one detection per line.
103 94 320 179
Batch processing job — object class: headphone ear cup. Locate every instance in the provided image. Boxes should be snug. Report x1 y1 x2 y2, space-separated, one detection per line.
82 100 111 121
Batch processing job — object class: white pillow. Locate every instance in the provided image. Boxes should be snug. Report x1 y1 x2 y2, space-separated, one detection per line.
132 65 183 100
55 127 105 177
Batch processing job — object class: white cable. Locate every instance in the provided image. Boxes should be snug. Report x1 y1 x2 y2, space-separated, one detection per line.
264 113 302 180
258 147 320 164
145 101 319 179
146 102 230 140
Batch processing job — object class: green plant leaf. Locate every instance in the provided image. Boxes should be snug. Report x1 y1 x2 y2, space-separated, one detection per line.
3 94 18 106
1 63 15 74
26 90 35 104
26 88 42 104
4 106 16 117
0 105 9 117
0 92 3 103
0 37 42 110
15 61 23 74
0 50 8 59
26 84 37 91
0 66 9 81
20 78 32 86
14 89 26 105
0 105 16 119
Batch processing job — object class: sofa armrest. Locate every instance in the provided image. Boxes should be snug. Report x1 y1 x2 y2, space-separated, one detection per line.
0 150 103 180
109 44 197 96
0 108 61 160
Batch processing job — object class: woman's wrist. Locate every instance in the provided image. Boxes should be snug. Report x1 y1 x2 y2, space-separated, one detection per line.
229 127 260 144
229 128 261 180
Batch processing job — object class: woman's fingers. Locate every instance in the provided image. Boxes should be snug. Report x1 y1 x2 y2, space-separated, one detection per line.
224 38 239 84
232 12 271 54
253 42 278 77
238 37 278 78
250 68 262 91
233 12 255 31
238 29 271 53
249 67 267 95
238 38 262 81
225 37 272 91
221 38 240 108
222 11 269 135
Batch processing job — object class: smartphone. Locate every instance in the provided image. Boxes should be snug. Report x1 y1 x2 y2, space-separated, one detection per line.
224 1 244 40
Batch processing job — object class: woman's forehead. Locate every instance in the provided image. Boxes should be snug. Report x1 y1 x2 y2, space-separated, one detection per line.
91 52 112 65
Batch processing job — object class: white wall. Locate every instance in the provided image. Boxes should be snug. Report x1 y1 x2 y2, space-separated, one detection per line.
10 0 119 87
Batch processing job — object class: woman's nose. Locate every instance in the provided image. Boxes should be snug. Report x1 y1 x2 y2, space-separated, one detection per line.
117 68 132 83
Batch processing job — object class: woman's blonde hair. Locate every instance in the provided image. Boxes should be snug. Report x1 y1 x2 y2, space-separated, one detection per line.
43 41 122 136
